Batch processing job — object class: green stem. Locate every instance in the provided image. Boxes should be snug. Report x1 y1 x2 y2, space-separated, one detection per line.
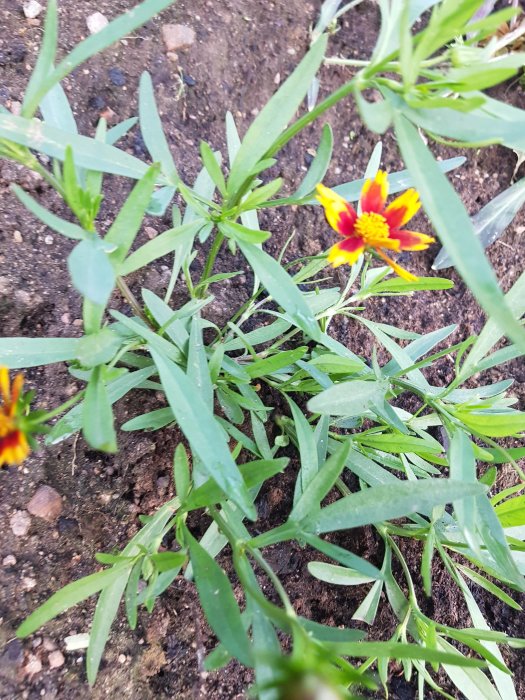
35 390 85 423
196 231 225 298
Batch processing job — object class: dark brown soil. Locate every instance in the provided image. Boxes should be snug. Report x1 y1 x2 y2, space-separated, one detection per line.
0 1 524 698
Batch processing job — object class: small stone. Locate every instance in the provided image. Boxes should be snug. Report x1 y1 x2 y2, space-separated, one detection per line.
108 67 126 87
43 638 57 652
48 650 65 669
2 554 16 567
10 101 22 116
166 52 178 62
23 654 42 678
72 318 83 327
26 485 63 522
22 577 37 590
86 12 108 34
60 312 70 325
161 24 195 52
10 510 31 537
99 106 117 124
13 230 23 243
23 1 43 19
182 73 196 87
44 235 53 245
274 72 281 85
118 653 127 664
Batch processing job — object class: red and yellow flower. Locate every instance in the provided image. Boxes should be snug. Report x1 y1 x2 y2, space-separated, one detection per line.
316 171 435 281
0 366 31 467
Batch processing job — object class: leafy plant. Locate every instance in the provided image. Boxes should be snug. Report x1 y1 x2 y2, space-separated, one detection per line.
1 1 524 698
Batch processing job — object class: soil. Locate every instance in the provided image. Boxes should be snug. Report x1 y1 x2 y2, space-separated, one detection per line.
0 1 524 699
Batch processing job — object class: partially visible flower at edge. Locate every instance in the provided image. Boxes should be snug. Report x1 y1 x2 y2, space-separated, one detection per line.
316 170 435 281
0 366 31 467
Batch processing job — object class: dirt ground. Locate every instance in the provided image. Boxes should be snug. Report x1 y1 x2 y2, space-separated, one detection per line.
0 0 524 698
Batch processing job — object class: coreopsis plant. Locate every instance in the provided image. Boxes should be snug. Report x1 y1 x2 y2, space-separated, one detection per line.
0 1 525 699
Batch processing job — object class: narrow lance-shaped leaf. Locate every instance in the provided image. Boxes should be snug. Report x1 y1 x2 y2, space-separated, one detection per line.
150 350 256 521
227 35 328 194
139 72 178 184
186 530 252 666
306 480 487 534
394 114 525 354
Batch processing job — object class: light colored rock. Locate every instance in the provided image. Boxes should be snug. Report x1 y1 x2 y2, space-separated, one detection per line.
10 510 31 537
26 485 63 522
161 24 195 52
22 577 37 590
86 11 108 34
13 230 23 243
64 633 90 651
48 650 65 669
2 554 16 567
23 654 42 677
23 1 43 19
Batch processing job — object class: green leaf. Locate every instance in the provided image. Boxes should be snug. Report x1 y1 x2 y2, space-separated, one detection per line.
367 276 454 294
457 565 522 611
23 0 176 118
227 36 328 193
434 178 525 269
245 347 307 379
291 438 350 523
139 72 178 184
186 458 287 510
83 366 117 452
0 337 80 368
47 366 155 444
355 91 392 134
76 328 121 368
105 165 160 263
187 316 214 407
293 124 333 199
187 530 252 666
307 379 388 417
11 185 86 241
173 443 190 501
218 220 270 245
302 532 383 581
306 480 486 534
308 561 378 586
0 112 149 179
328 640 485 668
150 350 256 520
352 579 383 624
200 140 226 195
22 0 58 118
394 114 525 354
454 409 525 438
357 433 442 455
119 220 204 275
448 429 479 555
237 241 321 340
494 495 525 528
16 564 131 638
68 238 115 306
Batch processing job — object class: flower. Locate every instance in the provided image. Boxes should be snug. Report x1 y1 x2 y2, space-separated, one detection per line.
316 171 435 281
0 367 30 467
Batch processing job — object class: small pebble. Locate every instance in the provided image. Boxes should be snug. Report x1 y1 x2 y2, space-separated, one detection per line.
43 638 57 652
2 554 16 567
86 12 108 34
22 577 37 590
10 510 31 537
48 650 65 669
44 235 53 245
145 226 157 239
13 230 23 243
23 655 42 678
108 67 126 87
60 312 70 325
26 485 63 522
118 653 127 664
182 73 196 87
23 1 43 19
161 24 195 52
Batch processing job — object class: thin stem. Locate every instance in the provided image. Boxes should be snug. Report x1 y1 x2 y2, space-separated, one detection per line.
196 232 225 298
116 277 152 328
35 390 85 423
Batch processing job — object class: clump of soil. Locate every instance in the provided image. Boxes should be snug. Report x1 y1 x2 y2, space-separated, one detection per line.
1 1 524 698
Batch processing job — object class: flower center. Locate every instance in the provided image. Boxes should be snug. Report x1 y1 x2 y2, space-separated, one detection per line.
354 212 390 245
